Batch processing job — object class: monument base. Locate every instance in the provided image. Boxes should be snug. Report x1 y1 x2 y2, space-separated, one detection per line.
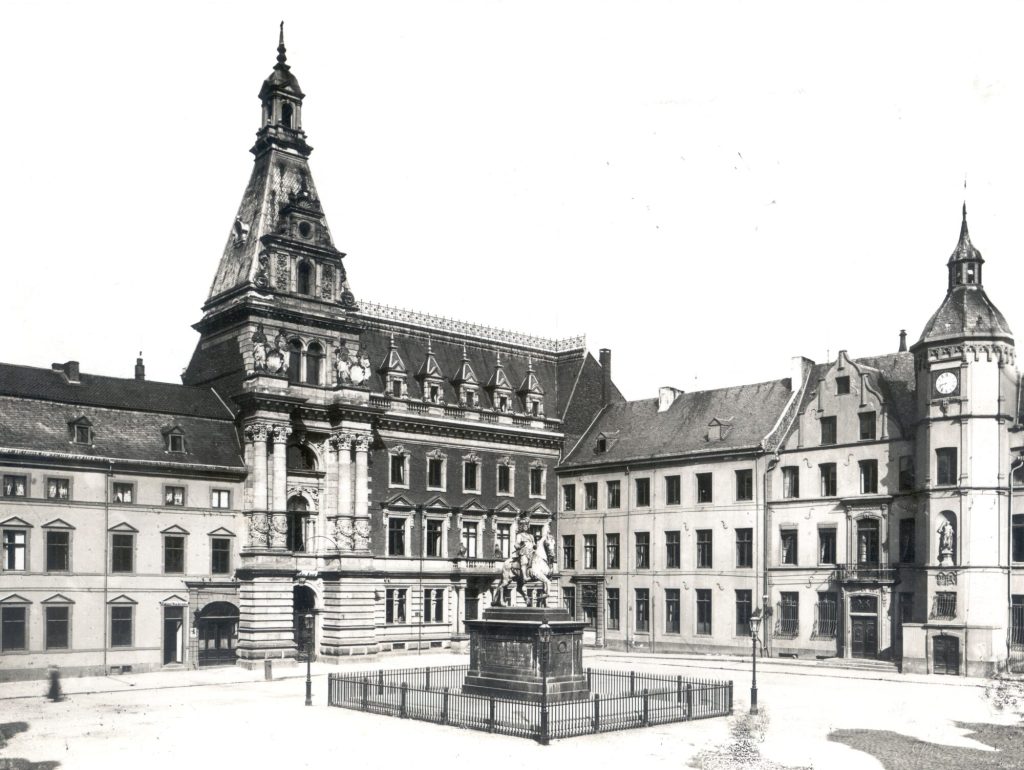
463 607 590 703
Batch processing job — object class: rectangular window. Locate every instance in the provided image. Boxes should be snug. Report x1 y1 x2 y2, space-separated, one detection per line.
464 462 479 492
859 459 878 494
110 605 134 647
583 535 597 569
665 530 680 569
782 466 800 499
461 522 478 558
933 591 956 619
46 478 70 500
696 529 712 568
635 532 650 569
820 416 837 446
163 535 185 574
936 448 958 486
859 411 877 441
820 463 837 496
74 424 91 444
45 605 70 650
899 519 916 563
696 473 713 503
426 520 444 558
164 486 185 506
530 467 544 496
607 480 621 509
736 528 753 568
496 523 511 559
735 589 752 637
606 533 620 569
836 376 850 395
390 455 406 486
111 533 134 573
1012 595 1024 646
3 530 27 571
385 588 407 624
605 588 620 630
211 538 231 574
387 518 406 556
423 589 444 623
735 469 753 501
1 606 27 651
696 589 712 636
2 474 27 498
899 456 915 492
497 465 511 494
665 589 681 634
635 478 651 507
779 592 799 637
816 592 838 638
584 482 598 510
780 529 798 565
818 528 837 564
563 587 576 619
211 489 231 508
1013 515 1024 563
562 484 576 511
112 482 134 504
562 535 575 569
665 475 681 505
428 458 444 489
635 589 650 633
46 530 70 572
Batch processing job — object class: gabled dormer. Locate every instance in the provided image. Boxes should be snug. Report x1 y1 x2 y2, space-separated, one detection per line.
161 424 187 454
452 344 481 408
417 339 446 404
67 415 93 446
378 334 408 398
706 417 734 442
486 353 514 413
517 357 545 417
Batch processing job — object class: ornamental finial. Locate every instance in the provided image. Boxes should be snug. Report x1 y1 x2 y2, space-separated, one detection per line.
277 21 288 67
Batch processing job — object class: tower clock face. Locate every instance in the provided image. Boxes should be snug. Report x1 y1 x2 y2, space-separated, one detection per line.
934 371 959 396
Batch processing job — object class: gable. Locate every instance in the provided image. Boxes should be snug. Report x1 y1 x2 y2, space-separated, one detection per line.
42 518 75 530
0 517 32 528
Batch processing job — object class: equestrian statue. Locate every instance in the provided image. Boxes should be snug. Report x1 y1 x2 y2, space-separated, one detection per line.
492 512 558 607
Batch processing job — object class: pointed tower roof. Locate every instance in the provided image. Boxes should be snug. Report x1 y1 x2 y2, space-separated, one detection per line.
260 23 304 99
486 352 513 390
416 338 445 380
378 334 407 375
517 357 544 395
914 204 1012 349
452 344 478 386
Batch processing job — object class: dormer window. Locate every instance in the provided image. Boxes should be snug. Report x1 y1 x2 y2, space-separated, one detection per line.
429 385 441 404
297 262 313 295
499 395 509 412
391 379 403 398
74 424 91 445
168 434 185 453
596 437 607 453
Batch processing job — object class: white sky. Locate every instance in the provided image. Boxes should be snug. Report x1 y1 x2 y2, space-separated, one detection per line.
3 1 1024 401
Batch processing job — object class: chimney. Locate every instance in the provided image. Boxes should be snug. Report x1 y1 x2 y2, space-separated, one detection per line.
135 352 146 381
658 386 684 413
898 329 908 353
52 361 80 384
599 348 612 406
790 356 813 391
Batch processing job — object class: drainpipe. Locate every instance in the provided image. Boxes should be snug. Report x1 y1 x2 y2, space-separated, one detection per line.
103 461 113 675
763 454 779 657
624 465 631 651
1009 454 1023 668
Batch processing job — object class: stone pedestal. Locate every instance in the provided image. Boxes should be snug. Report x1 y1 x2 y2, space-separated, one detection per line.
463 607 589 703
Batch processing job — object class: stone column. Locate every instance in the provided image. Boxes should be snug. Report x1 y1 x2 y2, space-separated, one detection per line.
249 423 269 511
242 429 256 510
320 438 336 554
337 433 353 517
270 425 291 548
353 434 371 551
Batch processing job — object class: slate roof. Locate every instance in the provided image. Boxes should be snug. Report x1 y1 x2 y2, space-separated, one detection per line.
915 285 1012 347
561 377 796 468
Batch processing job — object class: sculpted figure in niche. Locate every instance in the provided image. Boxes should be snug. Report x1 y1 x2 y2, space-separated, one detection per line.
275 331 289 373
334 342 353 384
348 349 371 385
937 520 955 566
251 324 270 372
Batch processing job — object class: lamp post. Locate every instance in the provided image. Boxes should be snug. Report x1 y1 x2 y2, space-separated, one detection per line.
748 607 762 715
304 612 314 706
538 620 551 745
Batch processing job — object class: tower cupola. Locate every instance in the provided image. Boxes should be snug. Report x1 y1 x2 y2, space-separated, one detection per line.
947 203 984 290
252 23 311 158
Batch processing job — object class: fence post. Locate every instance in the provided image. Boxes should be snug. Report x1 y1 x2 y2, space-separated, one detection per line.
592 693 600 733
685 682 693 719
676 675 682 705
425 667 431 691
727 682 733 715
361 676 368 710
378 669 384 695
630 670 636 696
400 682 408 718
642 688 649 726
488 697 496 733
441 687 449 725
586 667 592 689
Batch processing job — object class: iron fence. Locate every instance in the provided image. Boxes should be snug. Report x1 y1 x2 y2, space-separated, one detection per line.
327 665 732 743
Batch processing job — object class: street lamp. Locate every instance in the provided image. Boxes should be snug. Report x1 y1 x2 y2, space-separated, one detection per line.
538 621 552 745
748 607 762 715
304 612 314 706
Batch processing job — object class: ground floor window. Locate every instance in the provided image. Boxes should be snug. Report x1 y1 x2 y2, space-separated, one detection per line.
635 589 649 633
1 605 27 651
665 589 680 634
735 590 752 637
778 592 799 637
386 588 407 624
45 605 70 649
110 605 134 647
815 592 838 638
696 589 712 636
423 589 445 623
606 588 619 630
563 587 576 619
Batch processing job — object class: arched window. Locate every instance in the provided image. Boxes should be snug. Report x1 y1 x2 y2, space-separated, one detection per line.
288 340 302 383
287 444 317 471
280 102 294 129
297 262 313 295
306 342 323 385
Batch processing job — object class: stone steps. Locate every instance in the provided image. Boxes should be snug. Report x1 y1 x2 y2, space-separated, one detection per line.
817 657 900 673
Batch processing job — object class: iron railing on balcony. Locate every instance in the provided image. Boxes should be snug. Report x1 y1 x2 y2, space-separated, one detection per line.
833 563 899 583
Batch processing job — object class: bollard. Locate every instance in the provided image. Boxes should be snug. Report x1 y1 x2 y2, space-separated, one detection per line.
586 667 592 689
441 686 449 725
425 667 431 691
676 675 682 705
488 697 496 733
629 670 636 696
47 665 64 702
361 676 369 709
685 683 693 719
400 682 408 718
592 693 600 733
642 688 649 726
264 659 273 681
378 669 384 695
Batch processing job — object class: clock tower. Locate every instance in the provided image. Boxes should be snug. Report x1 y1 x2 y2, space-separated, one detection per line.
905 204 1018 675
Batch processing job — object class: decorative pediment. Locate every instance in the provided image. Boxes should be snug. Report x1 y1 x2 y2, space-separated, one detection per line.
452 344 479 387
0 593 31 604
486 353 513 392
461 500 487 514
207 527 236 537
108 522 139 533
68 415 93 427
41 593 75 604
160 594 189 606
385 494 415 510
463 452 482 464
517 357 544 396
378 333 407 375
423 496 451 511
42 519 75 530
107 594 138 605
161 525 190 535
527 503 552 517
416 338 445 380
160 423 186 437
389 444 408 456
494 501 521 516
0 516 32 529
426 448 446 460
706 417 734 442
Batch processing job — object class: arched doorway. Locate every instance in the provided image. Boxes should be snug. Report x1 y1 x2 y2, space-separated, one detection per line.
287 496 309 552
293 584 317 660
196 602 239 667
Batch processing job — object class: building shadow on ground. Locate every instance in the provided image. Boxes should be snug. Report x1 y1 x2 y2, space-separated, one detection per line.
0 721 61 770
829 722 1024 770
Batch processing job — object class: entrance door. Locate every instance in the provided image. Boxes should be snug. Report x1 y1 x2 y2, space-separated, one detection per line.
196 602 239 667
163 606 184 665
933 636 960 675
851 616 878 658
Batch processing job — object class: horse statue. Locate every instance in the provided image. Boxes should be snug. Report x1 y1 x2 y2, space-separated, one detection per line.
492 533 558 607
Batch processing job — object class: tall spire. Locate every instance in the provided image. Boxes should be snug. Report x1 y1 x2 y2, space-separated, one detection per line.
278 21 287 66
253 23 309 159
947 202 983 291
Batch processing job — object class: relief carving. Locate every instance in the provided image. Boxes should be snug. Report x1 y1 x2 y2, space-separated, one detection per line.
275 254 289 290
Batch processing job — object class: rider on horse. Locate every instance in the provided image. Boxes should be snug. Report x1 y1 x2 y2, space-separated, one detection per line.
513 512 535 580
